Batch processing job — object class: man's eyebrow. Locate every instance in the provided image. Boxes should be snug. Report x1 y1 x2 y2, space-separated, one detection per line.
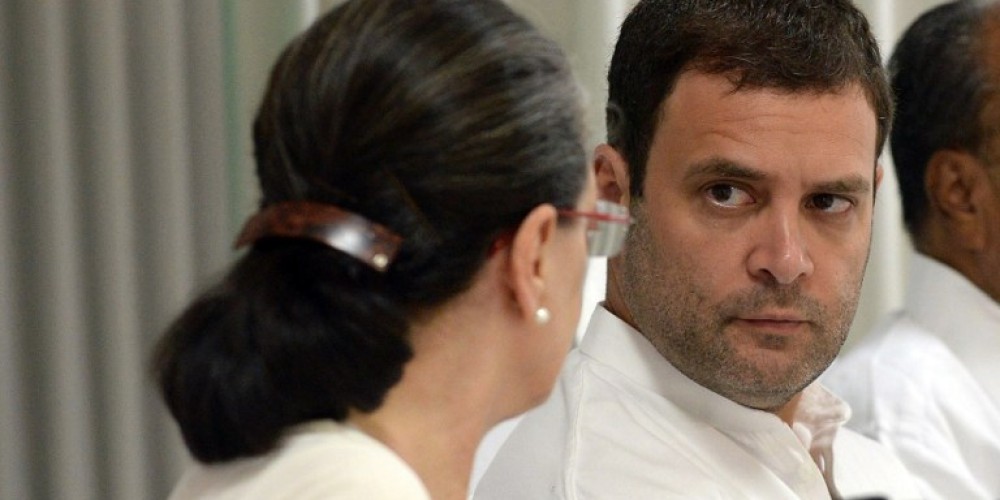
813 175 871 195
683 157 767 182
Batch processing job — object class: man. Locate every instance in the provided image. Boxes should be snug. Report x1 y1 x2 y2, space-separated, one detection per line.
823 2 1000 498
475 1 920 498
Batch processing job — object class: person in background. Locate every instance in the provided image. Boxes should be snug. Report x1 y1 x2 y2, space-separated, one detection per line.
152 0 631 498
475 0 920 498
823 1 1000 498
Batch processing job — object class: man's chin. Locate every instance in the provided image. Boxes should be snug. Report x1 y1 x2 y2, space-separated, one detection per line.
713 364 812 408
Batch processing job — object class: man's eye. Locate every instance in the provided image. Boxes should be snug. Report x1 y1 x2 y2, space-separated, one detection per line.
809 194 853 213
706 184 754 207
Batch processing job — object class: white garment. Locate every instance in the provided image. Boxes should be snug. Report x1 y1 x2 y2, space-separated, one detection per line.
168 420 430 500
475 305 920 500
823 253 1000 500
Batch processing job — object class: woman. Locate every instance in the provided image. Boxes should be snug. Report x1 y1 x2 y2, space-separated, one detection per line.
153 0 630 498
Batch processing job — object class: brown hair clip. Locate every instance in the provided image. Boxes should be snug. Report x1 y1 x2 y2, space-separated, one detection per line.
234 201 403 272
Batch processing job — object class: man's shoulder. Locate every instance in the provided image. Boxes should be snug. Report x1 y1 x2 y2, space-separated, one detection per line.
826 313 959 400
840 313 951 368
826 315 1000 500
825 312 975 445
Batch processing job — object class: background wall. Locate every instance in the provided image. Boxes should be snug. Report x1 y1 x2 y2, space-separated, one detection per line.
0 1 951 498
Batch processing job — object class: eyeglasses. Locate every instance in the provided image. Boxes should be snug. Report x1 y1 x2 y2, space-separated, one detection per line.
558 200 632 257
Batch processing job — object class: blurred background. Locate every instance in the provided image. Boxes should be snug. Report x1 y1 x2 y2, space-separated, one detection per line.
0 0 952 498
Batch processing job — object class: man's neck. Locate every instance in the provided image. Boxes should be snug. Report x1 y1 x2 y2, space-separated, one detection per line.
772 392 803 427
603 260 640 331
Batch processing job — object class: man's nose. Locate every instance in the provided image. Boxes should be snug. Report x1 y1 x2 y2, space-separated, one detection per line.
746 209 814 285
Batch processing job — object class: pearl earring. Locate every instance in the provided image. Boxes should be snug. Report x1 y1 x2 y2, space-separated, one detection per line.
534 307 551 325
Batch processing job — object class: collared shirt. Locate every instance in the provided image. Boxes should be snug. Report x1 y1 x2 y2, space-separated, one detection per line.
824 253 1000 500
475 305 919 500
168 420 430 500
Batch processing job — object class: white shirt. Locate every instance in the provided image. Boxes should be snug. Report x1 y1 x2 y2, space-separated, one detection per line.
475 305 920 500
823 253 1000 500
169 420 430 500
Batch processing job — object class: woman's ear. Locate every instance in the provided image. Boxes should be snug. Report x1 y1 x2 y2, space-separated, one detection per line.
925 149 987 250
594 144 631 205
505 204 558 323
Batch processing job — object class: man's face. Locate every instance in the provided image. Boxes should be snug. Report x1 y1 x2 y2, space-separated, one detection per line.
616 71 880 411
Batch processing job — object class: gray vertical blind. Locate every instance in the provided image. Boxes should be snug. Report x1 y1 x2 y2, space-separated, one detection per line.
0 0 229 498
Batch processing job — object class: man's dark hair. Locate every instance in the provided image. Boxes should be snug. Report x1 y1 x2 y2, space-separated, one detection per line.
153 0 586 464
889 0 999 240
607 0 893 197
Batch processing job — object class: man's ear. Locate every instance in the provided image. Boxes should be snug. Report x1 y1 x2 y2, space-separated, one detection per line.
925 149 986 250
506 204 558 322
594 144 631 206
874 162 884 200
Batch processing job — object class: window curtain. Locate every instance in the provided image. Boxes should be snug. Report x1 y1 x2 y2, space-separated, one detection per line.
0 1 950 498
0 1 308 498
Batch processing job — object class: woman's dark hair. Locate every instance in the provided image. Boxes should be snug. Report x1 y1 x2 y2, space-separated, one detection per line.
607 0 893 197
889 0 997 241
153 0 586 463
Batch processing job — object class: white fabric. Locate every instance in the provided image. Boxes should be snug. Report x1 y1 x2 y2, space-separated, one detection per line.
475 305 920 500
168 420 430 500
823 253 1000 500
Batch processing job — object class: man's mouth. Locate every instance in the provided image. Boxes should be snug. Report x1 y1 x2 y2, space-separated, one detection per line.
731 311 810 334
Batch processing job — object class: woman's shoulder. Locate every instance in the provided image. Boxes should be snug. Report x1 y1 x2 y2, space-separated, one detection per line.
169 420 430 500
